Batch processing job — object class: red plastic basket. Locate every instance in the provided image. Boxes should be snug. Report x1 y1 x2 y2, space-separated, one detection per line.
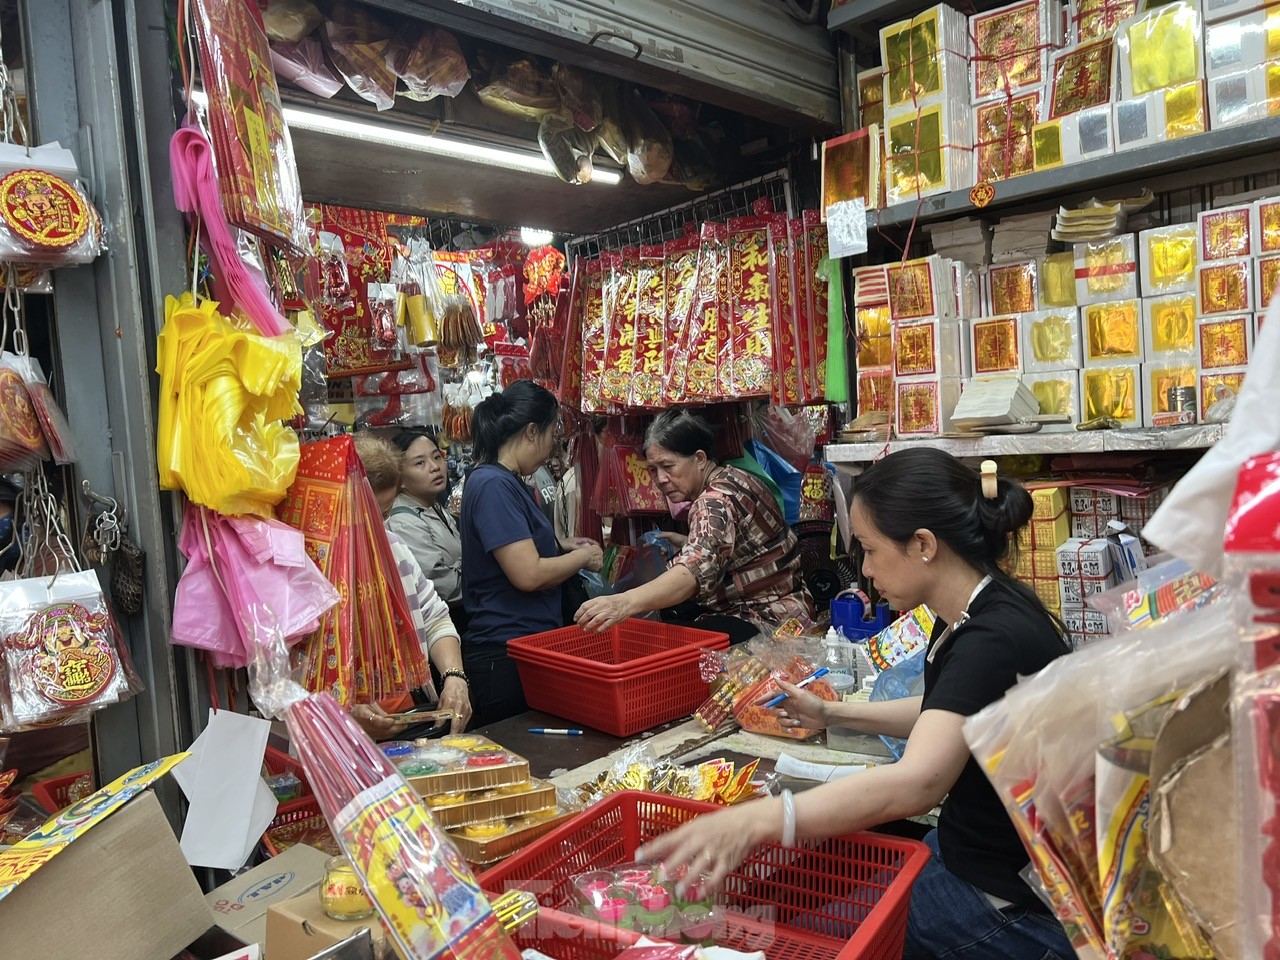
507 621 729 736
507 620 730 676
263 744 314 818
31 771 94 814
479 792 929 960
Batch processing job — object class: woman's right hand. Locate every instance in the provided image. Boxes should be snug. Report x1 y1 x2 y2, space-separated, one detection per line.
770 680 832 731
576 543 605 573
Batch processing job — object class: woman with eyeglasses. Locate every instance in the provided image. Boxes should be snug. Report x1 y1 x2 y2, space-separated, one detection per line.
461 380 604 725
575 409 812 644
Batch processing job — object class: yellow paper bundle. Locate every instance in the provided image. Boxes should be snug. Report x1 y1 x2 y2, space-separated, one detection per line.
157 292 302 517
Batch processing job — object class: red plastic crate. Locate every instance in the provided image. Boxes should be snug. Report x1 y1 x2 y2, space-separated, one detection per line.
263 744 314 818
31 771 93 814
479 792 929 960
507 620 730 676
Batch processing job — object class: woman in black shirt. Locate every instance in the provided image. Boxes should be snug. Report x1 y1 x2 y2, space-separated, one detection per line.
640 448 1074 960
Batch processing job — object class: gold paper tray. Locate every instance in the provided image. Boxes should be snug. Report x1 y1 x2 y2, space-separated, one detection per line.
426 779 559 830
406 735 532 796
448 809 578 866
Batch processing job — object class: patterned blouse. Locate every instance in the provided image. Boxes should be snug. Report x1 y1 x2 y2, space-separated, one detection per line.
670 465 814 627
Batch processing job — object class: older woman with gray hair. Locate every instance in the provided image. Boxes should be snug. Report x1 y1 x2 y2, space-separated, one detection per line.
575 410 813 643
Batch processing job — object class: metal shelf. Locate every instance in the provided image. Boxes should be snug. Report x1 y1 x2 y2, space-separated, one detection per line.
870 118 1280 229
825 424 1224 466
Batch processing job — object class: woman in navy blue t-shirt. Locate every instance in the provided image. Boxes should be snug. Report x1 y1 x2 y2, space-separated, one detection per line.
460 381 603 725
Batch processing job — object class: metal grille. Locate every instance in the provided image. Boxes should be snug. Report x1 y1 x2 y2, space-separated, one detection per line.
565 168 796 261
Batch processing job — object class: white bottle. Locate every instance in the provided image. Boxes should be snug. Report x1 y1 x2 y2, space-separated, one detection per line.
824 627 856 696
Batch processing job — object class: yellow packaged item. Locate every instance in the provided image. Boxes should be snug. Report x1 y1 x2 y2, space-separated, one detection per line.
1083 299 1143 364
155 292 302 518
1039 252 1078 307
1139 224 1197 295
1197 314 1252 369
1024 372 1081 425
1144 363 1197 427
1083 365 1141 425
1142 294 1196 357
1116 2 1202 99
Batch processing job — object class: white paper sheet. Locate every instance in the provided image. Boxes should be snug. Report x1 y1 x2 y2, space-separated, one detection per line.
827 199 869 260
179 709 276 869
775 752 868 782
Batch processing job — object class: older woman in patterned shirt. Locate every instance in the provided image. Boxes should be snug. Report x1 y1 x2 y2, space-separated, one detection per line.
575 410 813 643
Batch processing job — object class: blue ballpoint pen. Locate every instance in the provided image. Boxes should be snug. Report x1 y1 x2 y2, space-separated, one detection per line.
762 667 831 709
529 728 585 735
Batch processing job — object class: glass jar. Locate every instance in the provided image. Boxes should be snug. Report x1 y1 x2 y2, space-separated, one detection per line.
320 856 374 921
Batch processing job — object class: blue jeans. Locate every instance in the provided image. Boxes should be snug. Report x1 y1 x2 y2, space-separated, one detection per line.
904 831 1074 960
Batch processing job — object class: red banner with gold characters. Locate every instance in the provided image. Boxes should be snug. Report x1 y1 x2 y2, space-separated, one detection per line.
661 235 701 405
769 215 802 406
599 249 640 406
803 210 830 404
726 216 774 398
630 245 666 409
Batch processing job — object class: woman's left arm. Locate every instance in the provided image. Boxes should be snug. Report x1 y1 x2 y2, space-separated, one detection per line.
639 709 971 891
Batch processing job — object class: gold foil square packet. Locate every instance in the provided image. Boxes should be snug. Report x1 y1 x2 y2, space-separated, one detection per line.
1142 294 1196 356
1022 308 1081 371
1083 365 1140 424
1084 299 1143 363
1140 224 1197 294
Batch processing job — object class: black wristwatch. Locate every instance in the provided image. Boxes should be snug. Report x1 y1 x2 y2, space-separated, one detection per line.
441 669 469 686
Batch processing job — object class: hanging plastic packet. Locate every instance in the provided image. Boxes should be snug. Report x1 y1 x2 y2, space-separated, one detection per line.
622 88 674 185
321 4 398 111
596 81 630 165
367 282 399 350
474 58 561 122
0 569 143 731
270 36 343 99
0 164 103 267
0 265 50 295
538 112 596 185
261 0 322 43
0 352 49 471
6 353 75 464
388 27 470 102
551 63 603 132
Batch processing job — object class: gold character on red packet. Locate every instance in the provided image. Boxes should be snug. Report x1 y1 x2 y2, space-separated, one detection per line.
1049 38 1115 118
898 381 940 435
1199 317 1250 369
888 260 937 321
973 317 1020 374
1201 209 1252 260
895 323 938 377
989 262 1037 314
1259 256 1280 310
1200 262 1251 313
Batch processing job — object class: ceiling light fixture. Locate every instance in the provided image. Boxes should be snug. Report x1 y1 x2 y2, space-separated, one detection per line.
189 93 622 186
520 227 555 246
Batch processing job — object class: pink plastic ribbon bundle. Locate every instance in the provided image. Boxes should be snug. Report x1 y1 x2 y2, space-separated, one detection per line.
172 505 338 669
169 126 291 338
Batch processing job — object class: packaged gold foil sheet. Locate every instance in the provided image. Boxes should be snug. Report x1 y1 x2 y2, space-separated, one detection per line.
855 305 893 368
857 368 894 417
858 67 886 129
1196 257 1255 315
1116 1 1203 98
1113 81 1207 150
1083 364 1141 425
1024 371 1083 424
1197 314 1252 368
879 4 971 109
1199 368 1247 419
1039 252 1079 307
1032 106 1114 171
1145 363 1197 420
969 0 1057 102
1198 204 1254 261
1075 236 1139 305
1084 299 1143 364
885 104 973 204
895 376 961 436
1142 294 1196 356
1261 195 1280 257
1258 253 1280 309
989 260 1039 314
975 92 1040 183
1070 0 1139 42
971 315 1023 374
1021 308 1082 371
893 319 965 378
1139 224 1197 294
1049 37 1116 118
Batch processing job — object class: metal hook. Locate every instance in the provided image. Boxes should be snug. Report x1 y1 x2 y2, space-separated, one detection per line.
81 479 127 528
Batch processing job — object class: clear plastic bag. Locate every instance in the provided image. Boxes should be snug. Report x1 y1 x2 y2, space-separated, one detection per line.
623 88 674 185
0 570 143 731
270 36 343 99
538 111 596 185
754 405 817 472
388 27 470 102
475 58 561 122
6 353 76 465
551 62 603 132
0 352 50 471
596 81 630 165
868 651 924 759
262 0 322 43
1085 555 1223 633
322 6 397 111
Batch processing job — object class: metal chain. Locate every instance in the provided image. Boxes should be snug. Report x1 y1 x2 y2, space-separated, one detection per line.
0 15 29 151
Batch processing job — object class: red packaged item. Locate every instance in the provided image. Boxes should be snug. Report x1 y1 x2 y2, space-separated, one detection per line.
802 210 830 404
0 571 142 731
558 263 586 410
0 354 50 471
0 169 103 267
629 245 666 410
725 216 774 398
579 257 610 415
684 224 728 400
494 342 533 389
600 248 640 407
733 657 836 740
593 434 668 517
768 215 802 406
5 353 75 465
660 235 700 405
321 4 397 111
190 0 307 254
277 437 430 705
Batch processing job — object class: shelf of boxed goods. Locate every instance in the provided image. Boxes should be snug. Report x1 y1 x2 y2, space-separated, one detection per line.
825 423 1225 466
866 117 1280 230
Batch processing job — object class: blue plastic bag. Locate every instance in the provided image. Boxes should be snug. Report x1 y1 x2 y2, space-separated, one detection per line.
745 439 801 525
869 650 925 759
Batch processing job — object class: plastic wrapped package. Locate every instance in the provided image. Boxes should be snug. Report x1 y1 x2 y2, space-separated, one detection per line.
1074 236 1139 306
475 59 561 121
660 236 701 405
389 27 470 102
1115 1 1203 100
538 112 596 184
681 224 729 399
0 167 103 267
1197 257 1255 316
1199 203 1255 263
670 137 720 192
0 354 51 471
0 570 142 732
623 88 674 186
270 35 343 98
568 862 717 942
155 292 302 518
1142 292 1196 360
4 353 76 464
883 99 974 205
1021 308 1082 372
969 0 1060 104
551 63 603 132
878 4 971 113
1046 37 1116 120
1139 223 1197 295
1085 556 1222 634
263 0 322 43
596 81 629 164
724 216 774 397
974 91 1041 184
322 6 398 111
